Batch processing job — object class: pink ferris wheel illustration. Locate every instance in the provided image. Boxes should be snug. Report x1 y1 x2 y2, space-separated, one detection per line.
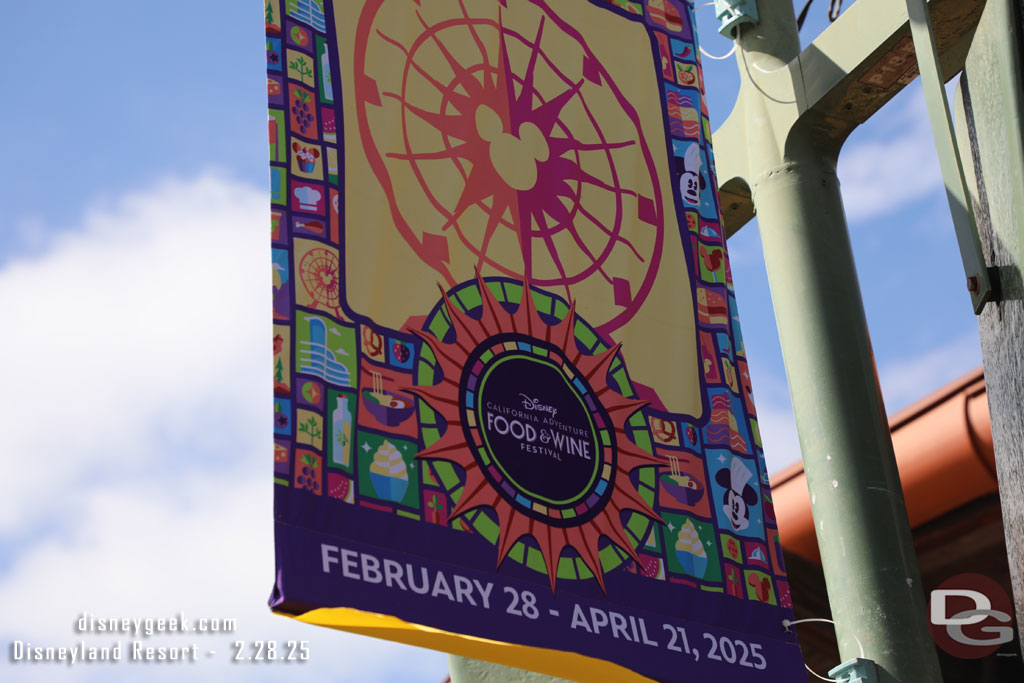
300 247 345 319
353 0 665 335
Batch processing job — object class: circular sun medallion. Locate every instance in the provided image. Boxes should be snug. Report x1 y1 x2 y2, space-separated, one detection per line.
460 333 616 527
407 275 664 593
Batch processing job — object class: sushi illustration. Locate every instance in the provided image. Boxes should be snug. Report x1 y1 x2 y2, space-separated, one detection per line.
369 440 409 502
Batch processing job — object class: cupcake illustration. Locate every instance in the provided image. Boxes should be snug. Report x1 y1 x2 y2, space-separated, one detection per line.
368 440 409 502
292 142 320 173
674 519 708 579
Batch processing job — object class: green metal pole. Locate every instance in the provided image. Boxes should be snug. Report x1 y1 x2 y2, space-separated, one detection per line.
448 655 575 683
735 2 942 681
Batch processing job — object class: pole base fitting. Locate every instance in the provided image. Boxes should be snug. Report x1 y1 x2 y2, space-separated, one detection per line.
713 0 759 38
828 658 880 683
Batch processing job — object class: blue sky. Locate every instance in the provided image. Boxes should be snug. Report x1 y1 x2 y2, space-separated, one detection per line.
0 1 983 681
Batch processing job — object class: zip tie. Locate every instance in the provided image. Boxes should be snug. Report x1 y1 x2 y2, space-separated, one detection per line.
782 617 866 682
700 43 738 60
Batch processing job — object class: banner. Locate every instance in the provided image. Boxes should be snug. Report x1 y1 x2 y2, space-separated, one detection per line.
266 1 805 680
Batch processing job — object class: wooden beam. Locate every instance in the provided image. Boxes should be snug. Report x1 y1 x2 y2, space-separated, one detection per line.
796 0 983 147
956 0 1024 656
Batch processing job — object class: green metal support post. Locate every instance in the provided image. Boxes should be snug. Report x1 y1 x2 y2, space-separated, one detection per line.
448 655 574 683
727 2 942 681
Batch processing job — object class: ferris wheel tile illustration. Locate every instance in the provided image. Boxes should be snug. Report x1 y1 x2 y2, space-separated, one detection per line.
293 237 347 320
337 0 701 415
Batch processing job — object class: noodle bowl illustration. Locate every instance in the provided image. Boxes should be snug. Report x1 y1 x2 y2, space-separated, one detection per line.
661 453 705 506
361 370 415 426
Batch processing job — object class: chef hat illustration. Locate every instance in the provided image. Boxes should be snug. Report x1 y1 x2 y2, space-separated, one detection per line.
715 456 758 505
675 142 705 206
294 186 322 211
683 142 701 175
729 457 752 493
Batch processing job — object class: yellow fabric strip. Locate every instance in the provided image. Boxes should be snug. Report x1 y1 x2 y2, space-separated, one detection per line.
277 606 655 682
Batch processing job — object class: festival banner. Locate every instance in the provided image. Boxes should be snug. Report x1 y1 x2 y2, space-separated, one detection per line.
266 1 805 680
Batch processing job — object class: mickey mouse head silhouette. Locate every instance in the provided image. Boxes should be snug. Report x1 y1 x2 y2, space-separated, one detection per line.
715 457 758 532
475 105 549 191
675 143 705 206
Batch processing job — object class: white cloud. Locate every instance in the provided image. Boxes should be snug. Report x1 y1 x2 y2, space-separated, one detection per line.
0 468 446 682
838 87 944 224
878 331 982 412
0 174 269 532
756 402 802 476
0 175 447 681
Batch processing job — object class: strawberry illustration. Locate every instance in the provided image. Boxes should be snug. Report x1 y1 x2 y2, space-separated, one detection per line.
637 554 662 579
328 472 351 501
392 341 410 364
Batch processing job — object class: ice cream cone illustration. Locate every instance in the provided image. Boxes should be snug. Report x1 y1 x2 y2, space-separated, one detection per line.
674 519 708 578
369 440 409 502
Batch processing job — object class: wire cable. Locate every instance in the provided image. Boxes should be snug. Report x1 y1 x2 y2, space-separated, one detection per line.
782 617 865 682
797 0 844 30
797 0 815 30
700 43 738 60
695 2 738 61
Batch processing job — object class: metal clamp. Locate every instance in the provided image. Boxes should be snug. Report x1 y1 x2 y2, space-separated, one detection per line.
713 0 759 38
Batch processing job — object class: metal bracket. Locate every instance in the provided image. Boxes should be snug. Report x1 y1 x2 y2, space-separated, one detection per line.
905 0 996 314
828 658 880 683
714 0 759 38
